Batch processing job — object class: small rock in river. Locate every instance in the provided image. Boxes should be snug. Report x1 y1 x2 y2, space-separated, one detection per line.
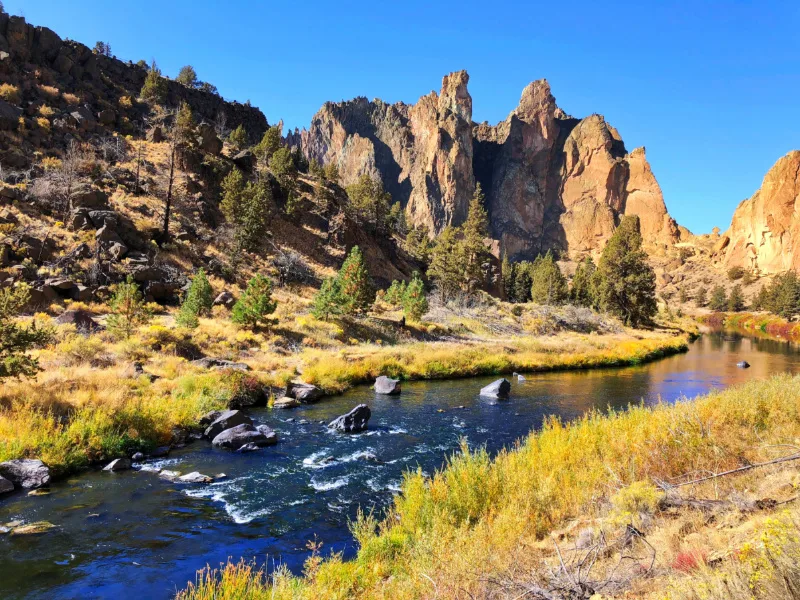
11 521 56 535
737 361 751 369
159 470 181 480
131 452 144 462
103 458 131 472
178 472 214 484
328 404 371 433
374 376 401 395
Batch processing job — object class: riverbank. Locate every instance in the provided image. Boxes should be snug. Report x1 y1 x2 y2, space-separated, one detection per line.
699 311 800 343
0 306 688 481
179 373 800 600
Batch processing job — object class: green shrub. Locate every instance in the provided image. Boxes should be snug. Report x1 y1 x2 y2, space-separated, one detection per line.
177 269 213 328
231 275 277 329
106 276 152 339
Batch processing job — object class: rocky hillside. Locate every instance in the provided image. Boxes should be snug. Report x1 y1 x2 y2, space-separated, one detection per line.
716 151 800 274
288 71 684 261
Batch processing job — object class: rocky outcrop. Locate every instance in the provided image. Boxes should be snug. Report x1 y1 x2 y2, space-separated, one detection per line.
296 73 681 260
721 151 800 274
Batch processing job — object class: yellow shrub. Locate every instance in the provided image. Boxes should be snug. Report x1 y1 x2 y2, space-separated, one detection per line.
62 92 80 105
0 83 20 104
119 95 133 108
38 105 56 118
37 84 60 100
36 117 50 130
42 156 62 171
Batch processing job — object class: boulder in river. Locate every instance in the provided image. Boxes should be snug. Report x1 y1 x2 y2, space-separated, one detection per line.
328 404 371 433
199 410 223 427
374 376 401 395
10 521 56 535
737 361 751 369
0 459 51 489
212 423 278 450
204 409 253 440
286 382 323 403
0 476 13 495
178 472 214 483
131 452 144 462
236 442 262 453
480 378 511 399
517 374 527 382
103 458 131 472
273 396 300 409
159 470 181 480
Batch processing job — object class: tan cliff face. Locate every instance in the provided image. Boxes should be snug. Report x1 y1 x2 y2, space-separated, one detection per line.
294 72 681 260
721 151 800 274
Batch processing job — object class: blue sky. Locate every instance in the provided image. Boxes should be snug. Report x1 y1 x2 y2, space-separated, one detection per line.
8 0 799 234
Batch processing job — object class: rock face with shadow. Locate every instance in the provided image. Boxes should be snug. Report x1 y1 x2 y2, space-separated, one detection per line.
292 72 682 261
719 151 800 274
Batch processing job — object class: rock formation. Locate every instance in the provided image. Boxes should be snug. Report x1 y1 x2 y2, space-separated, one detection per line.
293 72 681 260
720 151 800 274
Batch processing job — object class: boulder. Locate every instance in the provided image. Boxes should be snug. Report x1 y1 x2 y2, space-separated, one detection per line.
0 475 13 495
0 459 50 489
44 277 76 291
232 150 256 171
107 242 129 261
131 452 144 462
737 361 751 369
211 423 278 450
213 291 236 309
0 185 21 200
55 309 101 332
235 442 261 453
517 374 527 382
374 376 401 395
197 123 223 155
70 105 96 131
191 357 250 371
97 108 116 126
178 472 213 483
103 458 131 472
146 126 164 143
286 381 323 403
71 285 95 302
480 378 511 399
69 208 92 230
150 446 171 458
273 396 300 409
328 404 371 433
159 469 181 480
0 99 22 131
71 185 109 210
199 410 223 427
203 409 252 440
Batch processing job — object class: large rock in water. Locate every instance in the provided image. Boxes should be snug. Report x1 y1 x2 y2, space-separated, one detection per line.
722 151 800 274
286 382 323 403
0 459 51 489
212 424 278 450
203 410 252 440
328 404 371 433
480 378 511 399
0 476 14 495
296 72 681 261
374 376 401 395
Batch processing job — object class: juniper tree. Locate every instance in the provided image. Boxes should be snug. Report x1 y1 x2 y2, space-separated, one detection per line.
512 261 533 303
594 216 657 327
708 285 728 312
695 287 708 308
140 61 167 104
345 174 391 231
254 125 282 163
427 226 464 302
176 65 198 88
727 284 745 312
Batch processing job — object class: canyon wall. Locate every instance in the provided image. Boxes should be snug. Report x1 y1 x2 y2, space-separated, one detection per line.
293 71 681 260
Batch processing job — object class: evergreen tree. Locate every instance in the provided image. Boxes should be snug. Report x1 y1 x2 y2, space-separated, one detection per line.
427 226 465 302
140 61 167 104
345 174 391 231
176 65 198 88
501 252 515 301
236 180 272 251
727 284 745 312
571 256 597 307
387 202 408 236
228 124 248 151
254 125 282 163
0 284 52 379
384 280 407 306
291 147 308 173
175 101 195 143
530 251 568 305
708 285 728 312
270 146 297 189
406 225 434 266
312 278 343 321
762 272 800 317
594 216 657 327
512 261 533 303
107 277 152 339
336 246 374 314
220 168 245 224
322 162 340 183
231 274 277 329
309 158 324 179
402 272 428 321
462 183 489 291
695 287 708 308
177 268 213 328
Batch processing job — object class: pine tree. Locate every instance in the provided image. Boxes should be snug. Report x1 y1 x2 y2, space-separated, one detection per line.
228 124 248 151
594 216 657 327
727 284 745 312
387 202 408 236
512 261 533 303
402 272 428 321
384 280 407 306
427 226 465 302
107 276 152 339
312 278 343 321
254 125 281 163
177 269 213 328
0 284 52 379
530 251 568 305
345 174 391 230
220 168 245 223
235 180 272 251
175 101 195 143
140 61 167 104
406 225 434 266
462 183 489 291
336 246 374 314
571 256 597 307
501 252 515 301
270 147 297 189
708 285 728 311
309 159 324 179
695 287 708 308
231 275 277 329
322 162 340 183
176 65 198 88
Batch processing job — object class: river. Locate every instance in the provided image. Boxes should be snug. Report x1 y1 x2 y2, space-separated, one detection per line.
2 332 800 599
